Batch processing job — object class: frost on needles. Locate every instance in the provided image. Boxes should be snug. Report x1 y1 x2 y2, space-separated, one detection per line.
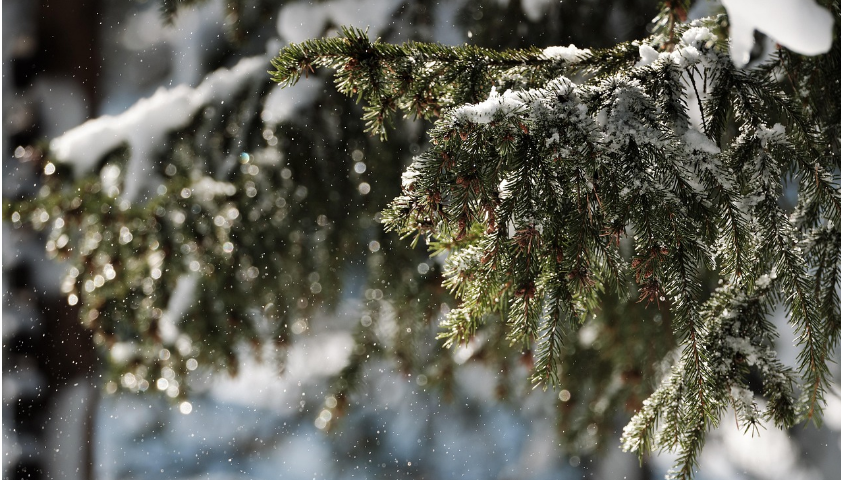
271 11 841 479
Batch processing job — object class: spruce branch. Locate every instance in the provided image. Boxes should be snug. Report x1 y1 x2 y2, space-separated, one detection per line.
271 27 646 138
10 7 841 479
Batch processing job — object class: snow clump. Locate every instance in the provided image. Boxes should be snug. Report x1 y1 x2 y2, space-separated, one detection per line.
721 0 833 67
452 87 526 124
542 44 592 63
636 27 717 68
683 128 721 155
729 384 755 407
636 44 661 67
755 123 787 147
681 26 718 49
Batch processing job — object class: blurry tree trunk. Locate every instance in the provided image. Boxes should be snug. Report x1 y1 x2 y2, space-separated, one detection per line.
37 0 101 113
6 1 103 479
36 1 102 477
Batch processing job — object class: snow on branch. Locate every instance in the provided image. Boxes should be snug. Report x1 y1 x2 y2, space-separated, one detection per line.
721 0 834 66
50 55 267 201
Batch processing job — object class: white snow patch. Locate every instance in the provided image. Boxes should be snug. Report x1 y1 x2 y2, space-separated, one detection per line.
498 177 513 199
262 77 324 125
100 164 122 197
542 44 592 63
277 0 401 44
756 122 787 146
729 384 755 406
507 219 517 239
683 128 720 154
401 166 421 190
110 342 138 364
211 333 353 410
578 323 599 347
726 336 760 366
51 56 266 202
707 406 806 480
825 387 841 431
452 87 525 124
636 26 716 68
636 44 661 67
190 176 237 202
544 76 576 96
721 0 834 67
449 76 575 126
681 26 718 49
755 271 777 289
159 274 200 344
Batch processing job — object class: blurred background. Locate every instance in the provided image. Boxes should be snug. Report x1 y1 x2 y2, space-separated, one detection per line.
3 1 841 479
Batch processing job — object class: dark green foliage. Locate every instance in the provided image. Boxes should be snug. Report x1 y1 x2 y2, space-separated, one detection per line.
268 11 841 479
5 73 449 407
271 26 562 138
